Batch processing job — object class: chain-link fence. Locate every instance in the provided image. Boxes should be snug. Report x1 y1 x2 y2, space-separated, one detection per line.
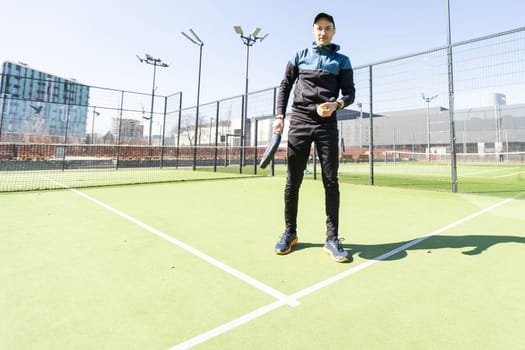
1 26 524 191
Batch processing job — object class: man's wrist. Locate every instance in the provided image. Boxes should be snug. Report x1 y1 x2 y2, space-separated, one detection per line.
276 115 285 120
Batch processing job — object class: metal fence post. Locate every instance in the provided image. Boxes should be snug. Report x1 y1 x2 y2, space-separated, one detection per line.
239 95 245 174
214 101 220 172
369 65 375 186
160 95 168 168
115 90 124 169
176 92 183 168
447 0 458 193
61 81 72 171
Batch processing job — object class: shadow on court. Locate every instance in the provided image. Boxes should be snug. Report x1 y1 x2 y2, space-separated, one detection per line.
294 235 525 261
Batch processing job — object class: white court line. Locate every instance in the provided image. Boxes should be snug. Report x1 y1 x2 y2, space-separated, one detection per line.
463 167 520 176
168 196 515 350
40 176 299 307
290 196 514 300
493 171 525 179
169 300 287 350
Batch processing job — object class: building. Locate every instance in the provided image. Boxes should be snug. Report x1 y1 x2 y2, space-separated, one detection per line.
113 118 145 142
0 61 90 142
337 103 525 156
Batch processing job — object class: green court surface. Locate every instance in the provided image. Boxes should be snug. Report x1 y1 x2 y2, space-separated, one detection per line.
1 175 524 349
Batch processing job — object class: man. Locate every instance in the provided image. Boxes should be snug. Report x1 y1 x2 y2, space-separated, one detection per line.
273 12 355 263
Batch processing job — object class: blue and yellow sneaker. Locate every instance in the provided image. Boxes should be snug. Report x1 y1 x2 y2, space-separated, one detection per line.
275 229 298 255
323 238 349 262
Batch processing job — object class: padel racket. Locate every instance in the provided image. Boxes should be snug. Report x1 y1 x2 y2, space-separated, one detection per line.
259 131 281 169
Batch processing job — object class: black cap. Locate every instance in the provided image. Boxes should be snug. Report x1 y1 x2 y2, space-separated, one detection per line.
314 12 335 27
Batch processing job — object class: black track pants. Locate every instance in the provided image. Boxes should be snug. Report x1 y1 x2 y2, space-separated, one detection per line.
284 120 340 240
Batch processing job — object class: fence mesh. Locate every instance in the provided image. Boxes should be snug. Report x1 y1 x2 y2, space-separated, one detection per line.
1 27 524 192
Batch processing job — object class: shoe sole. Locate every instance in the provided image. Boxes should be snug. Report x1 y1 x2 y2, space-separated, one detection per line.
275 237 298 255
323 246 349 263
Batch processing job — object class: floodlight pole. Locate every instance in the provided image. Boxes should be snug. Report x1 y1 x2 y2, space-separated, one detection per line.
182 29 204 171
234 26 268 173
91 106 100 144
209 117 214 144
422 93 437 161
137 54 169 145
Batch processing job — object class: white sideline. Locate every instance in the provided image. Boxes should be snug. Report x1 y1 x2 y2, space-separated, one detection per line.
290 196 514 300
494 171 525 178
41 176 299 307
168 196 515 350
169 300 287 350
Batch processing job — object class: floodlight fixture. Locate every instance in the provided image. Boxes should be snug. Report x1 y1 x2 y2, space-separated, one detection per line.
182 28 203 47
252 27 261 37
189 28 203 44
233 25 243 35
136 53 170 145
421 93 438 103
182 32 196 44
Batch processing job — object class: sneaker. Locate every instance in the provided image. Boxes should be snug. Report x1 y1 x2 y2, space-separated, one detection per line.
275 230 298 255
323 238 349 262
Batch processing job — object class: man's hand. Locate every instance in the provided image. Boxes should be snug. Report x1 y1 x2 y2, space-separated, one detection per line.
316 101 338 117
273 116 285 134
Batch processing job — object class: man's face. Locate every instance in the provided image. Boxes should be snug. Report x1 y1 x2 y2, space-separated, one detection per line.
313 18 335 46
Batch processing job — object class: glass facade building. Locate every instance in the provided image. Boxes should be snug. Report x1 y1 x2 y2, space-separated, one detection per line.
0 61 90 142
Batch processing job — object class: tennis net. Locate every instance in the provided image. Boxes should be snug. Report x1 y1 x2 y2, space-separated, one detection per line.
0 143 277 192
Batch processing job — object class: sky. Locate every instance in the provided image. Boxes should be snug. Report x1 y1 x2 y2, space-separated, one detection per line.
2 0 524 109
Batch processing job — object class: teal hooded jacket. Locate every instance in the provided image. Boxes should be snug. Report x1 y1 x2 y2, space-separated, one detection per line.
276 42 355 123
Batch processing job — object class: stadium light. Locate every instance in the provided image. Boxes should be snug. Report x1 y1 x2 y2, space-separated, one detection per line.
422 93 438 161
181 28 204 171
137 54 169 145
233 25 268 172
233 26 243 35
91 106 100 144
